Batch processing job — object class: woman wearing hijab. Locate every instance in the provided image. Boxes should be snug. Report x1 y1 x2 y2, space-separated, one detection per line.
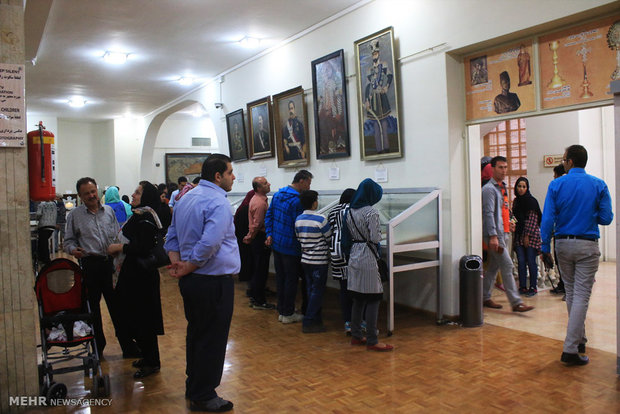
105 186 131 226
234 190 256 296
345 178 393 351
328 188 356 335
107 180 165 378
512 177 542 297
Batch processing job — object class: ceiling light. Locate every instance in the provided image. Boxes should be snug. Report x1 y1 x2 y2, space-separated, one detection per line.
67 97 86 108
239 36 260 48
103 51 129 64
178 77 194 86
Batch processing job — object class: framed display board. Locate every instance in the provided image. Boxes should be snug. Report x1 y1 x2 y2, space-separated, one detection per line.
273 86 310 168
539 15 620 109
225 109 249 162
464 41 536 121
164 153 209 184
246 96 274 160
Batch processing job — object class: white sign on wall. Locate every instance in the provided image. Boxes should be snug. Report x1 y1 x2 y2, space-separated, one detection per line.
0 64 25 147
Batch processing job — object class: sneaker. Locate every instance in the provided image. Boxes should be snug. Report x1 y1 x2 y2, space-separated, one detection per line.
278 314 283 322
252 302 276 310
344 321 351 336
518 287 528 295
281 313 304 324
526 287 538 297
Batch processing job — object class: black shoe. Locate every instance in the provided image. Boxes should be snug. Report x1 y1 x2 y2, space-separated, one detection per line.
190 397 233 412
252 302 276 310
560 352 589 366
133 365 160 378
578 343 586 354
132 359 145 368
302 324 326 334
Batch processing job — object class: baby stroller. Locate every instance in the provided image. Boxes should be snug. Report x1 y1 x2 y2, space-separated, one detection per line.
35 258 110 402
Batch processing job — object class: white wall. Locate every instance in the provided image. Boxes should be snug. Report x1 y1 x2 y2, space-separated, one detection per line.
53 119 115 194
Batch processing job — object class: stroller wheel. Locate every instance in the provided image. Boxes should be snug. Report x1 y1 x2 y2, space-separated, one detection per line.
102 374 111 397
46 382 67 405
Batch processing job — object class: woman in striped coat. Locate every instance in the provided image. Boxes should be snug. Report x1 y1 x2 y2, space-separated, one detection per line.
327 188 356 335
346 179 393 351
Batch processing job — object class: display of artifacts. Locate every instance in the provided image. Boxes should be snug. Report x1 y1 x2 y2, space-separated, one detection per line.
539 14 620 110
246 96 275 160
464 41 536 121
225 109 248 162
311 49 350 159
273 86 310 168
354 27 402 160
165 153 209 185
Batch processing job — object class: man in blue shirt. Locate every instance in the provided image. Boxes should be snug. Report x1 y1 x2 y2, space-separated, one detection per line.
165 154 239 412
265 170 312 323
168 176 188 210
541 145 613 366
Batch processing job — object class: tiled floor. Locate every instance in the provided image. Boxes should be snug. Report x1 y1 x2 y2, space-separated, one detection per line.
484 261 616 353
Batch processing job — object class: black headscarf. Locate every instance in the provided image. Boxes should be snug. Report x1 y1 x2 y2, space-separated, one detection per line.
512 177 541 236
138 181 161 210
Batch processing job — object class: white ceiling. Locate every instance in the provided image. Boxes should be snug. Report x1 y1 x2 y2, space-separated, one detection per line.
24 0 366 121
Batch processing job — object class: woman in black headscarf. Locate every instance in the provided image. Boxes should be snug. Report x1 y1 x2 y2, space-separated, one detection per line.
512 177 542 297
108 180 164 378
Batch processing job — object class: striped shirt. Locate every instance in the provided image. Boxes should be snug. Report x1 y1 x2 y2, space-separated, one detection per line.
327 203 349 279
295 211 332 265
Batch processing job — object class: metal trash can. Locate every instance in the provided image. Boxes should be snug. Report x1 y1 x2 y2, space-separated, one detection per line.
459 255 483 327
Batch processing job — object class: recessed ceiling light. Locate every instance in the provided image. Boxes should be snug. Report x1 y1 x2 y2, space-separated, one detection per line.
239 36 260 48
178 77 194 86
103 51 129 64
67 97 86 108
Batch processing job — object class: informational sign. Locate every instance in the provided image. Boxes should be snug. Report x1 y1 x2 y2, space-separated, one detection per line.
464 41 536 121
543 154 564 167
329 167 340 180
374 166 388 183
0 64 25 147
539 15 620 109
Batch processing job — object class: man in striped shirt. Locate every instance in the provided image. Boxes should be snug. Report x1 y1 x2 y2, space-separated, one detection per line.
295 190 332 333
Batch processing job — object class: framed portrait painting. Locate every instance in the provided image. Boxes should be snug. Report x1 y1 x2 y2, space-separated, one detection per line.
246 96 274 160
354 27 402 161
225 109 248 162
273 86 310 168
164 153 210 185
311 49 350 159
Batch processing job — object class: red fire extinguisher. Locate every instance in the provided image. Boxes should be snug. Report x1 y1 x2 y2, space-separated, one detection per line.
27 121 56 201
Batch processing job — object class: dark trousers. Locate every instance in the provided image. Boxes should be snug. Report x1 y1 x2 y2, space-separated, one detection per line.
250 233 271 304
81 256 133 356
37 227 54 264
515 245 538 289
339 279 353 323
135 334 160 367
273 251 307 316
302 263 328 327
179 274 234 402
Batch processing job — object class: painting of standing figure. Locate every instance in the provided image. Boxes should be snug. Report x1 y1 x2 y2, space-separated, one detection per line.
355 27 402 161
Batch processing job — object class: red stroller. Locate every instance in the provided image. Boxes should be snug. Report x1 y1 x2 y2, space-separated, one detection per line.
35 258 110 402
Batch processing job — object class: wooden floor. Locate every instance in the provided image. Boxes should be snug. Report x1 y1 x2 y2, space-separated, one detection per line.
27 262 620 413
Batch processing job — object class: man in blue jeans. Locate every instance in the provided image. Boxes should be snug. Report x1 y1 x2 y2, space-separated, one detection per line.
541 145 613 366
295 190 332 333
265 170 312 324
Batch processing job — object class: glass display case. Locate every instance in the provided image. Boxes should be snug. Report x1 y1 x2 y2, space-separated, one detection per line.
229 187 443 335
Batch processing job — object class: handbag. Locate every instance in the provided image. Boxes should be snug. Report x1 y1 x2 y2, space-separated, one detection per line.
348 211 389 283
136 232 170 270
